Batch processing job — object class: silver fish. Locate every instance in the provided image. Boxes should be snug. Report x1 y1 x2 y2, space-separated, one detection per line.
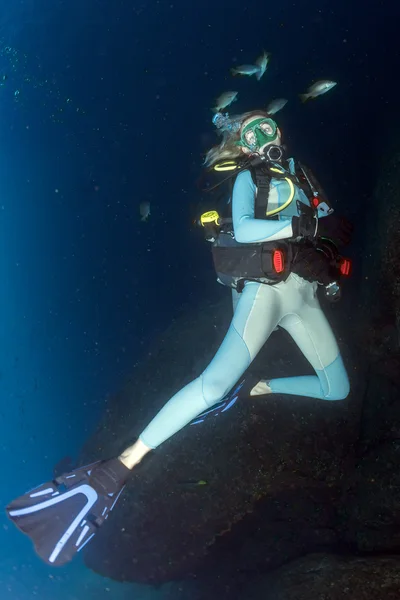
212 91 238 113
255 51 271 81
266 98 288 115
139 201 151 222
230 64 260 77
299 80 337 102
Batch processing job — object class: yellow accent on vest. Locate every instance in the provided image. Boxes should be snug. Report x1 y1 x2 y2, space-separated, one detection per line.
200 210 221 226
214 160 240 172
265 167 295 216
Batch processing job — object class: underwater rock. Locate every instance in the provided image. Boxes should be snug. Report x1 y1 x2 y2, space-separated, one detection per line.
338 360 400 552
243 553 400 600
340 143 400 556
358 148 400 355
81 143 400 592
81 295 355 584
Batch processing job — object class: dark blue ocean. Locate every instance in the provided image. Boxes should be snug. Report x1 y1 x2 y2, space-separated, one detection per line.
0 0 397 597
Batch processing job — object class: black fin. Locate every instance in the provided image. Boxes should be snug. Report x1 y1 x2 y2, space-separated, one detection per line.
6 458 130 566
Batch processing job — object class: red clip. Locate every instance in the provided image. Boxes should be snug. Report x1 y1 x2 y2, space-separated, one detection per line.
273 249 285 274
339 258 351 277
312 196 319 208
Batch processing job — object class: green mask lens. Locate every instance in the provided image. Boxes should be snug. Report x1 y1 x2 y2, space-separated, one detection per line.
238 117 278 151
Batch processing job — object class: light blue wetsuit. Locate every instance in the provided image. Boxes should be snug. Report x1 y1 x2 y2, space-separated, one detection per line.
140 160 350 449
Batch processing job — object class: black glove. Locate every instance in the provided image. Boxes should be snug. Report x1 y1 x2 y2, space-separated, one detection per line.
317 214 353 247
291 203 318 239
292 246 334 285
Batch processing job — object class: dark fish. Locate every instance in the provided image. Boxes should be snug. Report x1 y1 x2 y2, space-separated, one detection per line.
139 200 151 222
212 91 238 113
178 479 208 488
299 80 337 102
230 65 260 77
266 98 288 115
254 50 271 81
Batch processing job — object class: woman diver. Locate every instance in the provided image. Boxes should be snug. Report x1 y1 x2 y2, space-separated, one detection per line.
6 110 353 566
119 109 352 466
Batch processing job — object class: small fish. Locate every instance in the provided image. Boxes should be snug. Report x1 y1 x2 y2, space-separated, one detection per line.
212 91 238 113
266 98 288 115
230 64 260 77
299 80 337 102
255 51 271 81
178 479 208 488
139 201 151 222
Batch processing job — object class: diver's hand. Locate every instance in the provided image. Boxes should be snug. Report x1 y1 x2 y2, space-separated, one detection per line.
291 203 318 239
292 246 333 285
317 214 353 247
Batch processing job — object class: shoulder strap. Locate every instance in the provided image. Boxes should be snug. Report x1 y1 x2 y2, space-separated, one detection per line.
252 165 273 220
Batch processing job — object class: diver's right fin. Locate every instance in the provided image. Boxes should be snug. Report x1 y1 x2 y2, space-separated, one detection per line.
190 379 245 425
6 457 131 566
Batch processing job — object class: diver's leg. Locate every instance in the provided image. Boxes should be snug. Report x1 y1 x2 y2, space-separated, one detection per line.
266 276 350 400
119 438 152 469
120 282 281 469
232 288 240 313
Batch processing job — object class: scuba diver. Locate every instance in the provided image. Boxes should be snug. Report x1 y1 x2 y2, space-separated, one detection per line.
6 110 353 566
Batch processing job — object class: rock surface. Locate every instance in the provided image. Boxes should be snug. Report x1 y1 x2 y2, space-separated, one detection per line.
81 146 400 596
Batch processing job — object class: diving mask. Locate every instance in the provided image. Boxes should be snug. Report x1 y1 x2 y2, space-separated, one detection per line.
238 117 278 152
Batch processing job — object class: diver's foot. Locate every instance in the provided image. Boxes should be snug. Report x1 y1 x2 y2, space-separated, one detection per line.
119 438 152 470
250 379 272 396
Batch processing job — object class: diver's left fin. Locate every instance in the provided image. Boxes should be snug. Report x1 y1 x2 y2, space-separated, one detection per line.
6 458 131 566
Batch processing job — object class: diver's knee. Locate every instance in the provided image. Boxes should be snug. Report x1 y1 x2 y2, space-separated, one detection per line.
201 373 232 408
326 376 350 401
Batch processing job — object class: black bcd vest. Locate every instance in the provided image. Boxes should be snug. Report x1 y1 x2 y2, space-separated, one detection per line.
207 159 306 290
